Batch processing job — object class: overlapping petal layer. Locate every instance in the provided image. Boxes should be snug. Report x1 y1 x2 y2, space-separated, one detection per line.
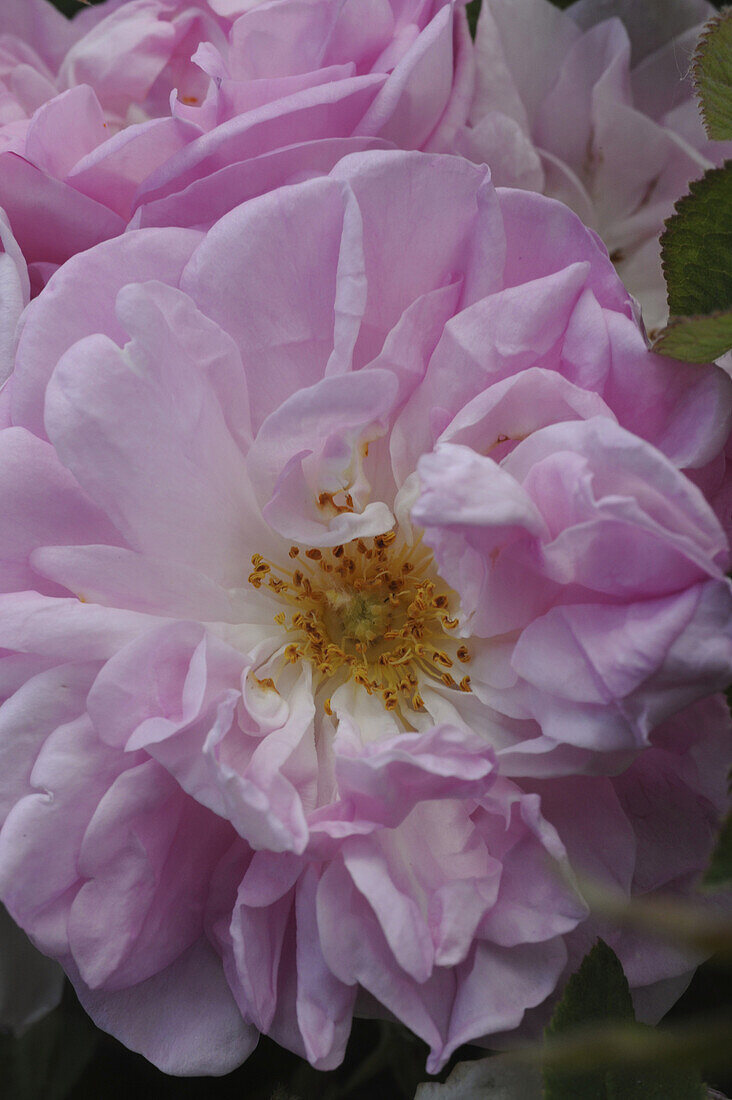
465 0 731 330
0 149 728 1073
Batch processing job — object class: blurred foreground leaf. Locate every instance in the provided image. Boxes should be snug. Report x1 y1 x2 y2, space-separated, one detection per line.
704 813 732 890
576 880 732 958
694 9 732 140
544 940 706 1099
544 939 632 1098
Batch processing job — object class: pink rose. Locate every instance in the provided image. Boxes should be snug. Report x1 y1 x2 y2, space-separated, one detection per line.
463 0 731 332
0 0 471 288
0 151 728 1072
519 694 731 1032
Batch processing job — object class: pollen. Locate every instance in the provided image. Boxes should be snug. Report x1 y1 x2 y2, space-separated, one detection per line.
248 534 471 717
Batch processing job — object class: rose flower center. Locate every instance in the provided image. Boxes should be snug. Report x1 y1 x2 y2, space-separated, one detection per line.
248 533 472 716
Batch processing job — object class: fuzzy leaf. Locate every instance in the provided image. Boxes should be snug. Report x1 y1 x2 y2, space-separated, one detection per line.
694 9 732 140
546 939 635 1039
543 941 706 1099
661 162 732 319
543 939 634 1098
652 310 732 362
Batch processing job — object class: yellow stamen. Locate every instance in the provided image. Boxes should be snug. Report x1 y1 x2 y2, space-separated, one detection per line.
247 534 471 717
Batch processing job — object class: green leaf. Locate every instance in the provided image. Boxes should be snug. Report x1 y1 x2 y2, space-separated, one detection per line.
694 10 732 140
466 0 481 38
544 939 634 1098
661 162 732 319
652 310 732 362
543 941 706 1099
703 811 732 890
547 939 635 1039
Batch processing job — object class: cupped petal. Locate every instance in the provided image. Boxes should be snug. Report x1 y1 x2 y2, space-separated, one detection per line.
294 863 355 1067
31 545 239 622
226 853 355 1068
496 187 630 312
533 18 631 178
0 152 125 269
569 0 711 61
334 722 497 828
11 227 201 439
331 149 504 355
58 0 178 118
414 442 549 636
225 0 379 79
68 758 234 991
437 367 616 459
0 427 121 581
68 938 257 1077
69 115 200 220
390 261 603 484
24 85 108 179
181 175 363 430
600 311 732 470
133 134 391 231
43 315 255 584
0 714 141 954
249 370 398 545
317 854 452 1054
356 4 457 149
505 417 730 594
513 580 732 752
437 938 567 1070
0 592 163 661
87 621 247 754
475 783 587 948
136 74 386 209
89 621 316 854
0 0 76 71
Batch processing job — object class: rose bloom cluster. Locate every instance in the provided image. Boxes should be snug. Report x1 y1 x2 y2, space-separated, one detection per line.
0 0 730 1080
0 0 722 325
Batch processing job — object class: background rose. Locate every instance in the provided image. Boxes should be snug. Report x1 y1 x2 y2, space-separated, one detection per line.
0 0 472 290
0 149 728 1074
463 0 731 332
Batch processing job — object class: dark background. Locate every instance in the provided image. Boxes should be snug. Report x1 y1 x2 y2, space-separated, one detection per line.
6 1 727 1096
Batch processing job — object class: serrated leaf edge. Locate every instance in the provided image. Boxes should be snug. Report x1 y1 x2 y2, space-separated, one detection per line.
692 8 732 141
652 308 732 362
